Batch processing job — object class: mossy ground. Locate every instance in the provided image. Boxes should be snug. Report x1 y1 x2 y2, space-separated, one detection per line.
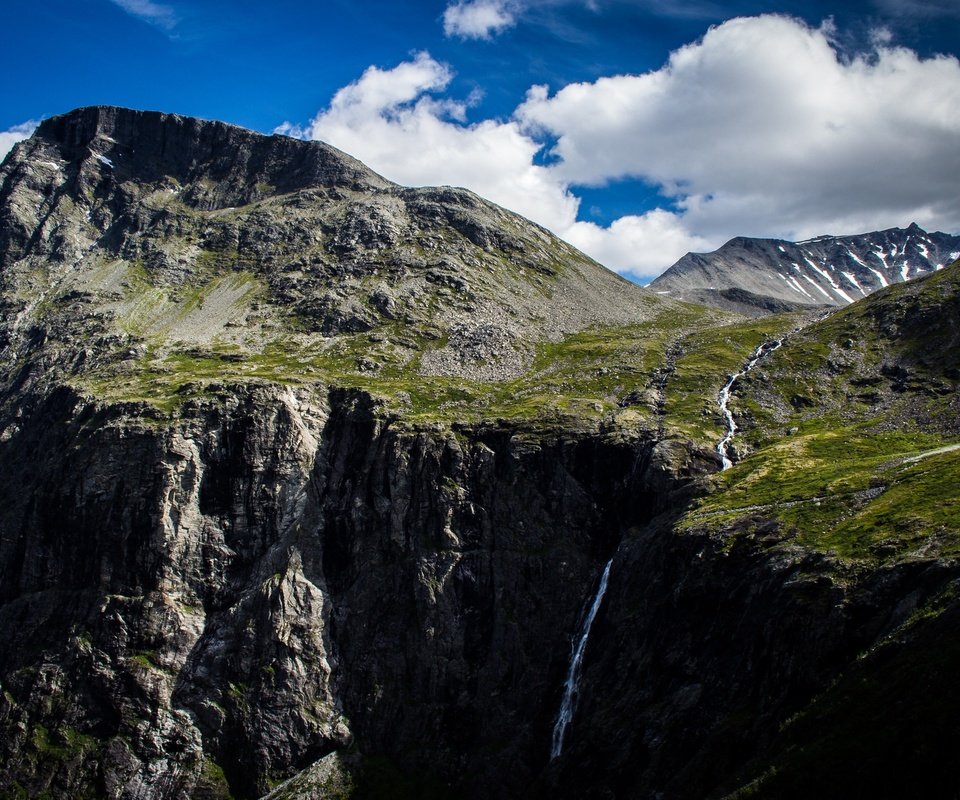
660 314 804 443
77 301 738 429
679 265 960 563
69 254 960 568
685 426 960 562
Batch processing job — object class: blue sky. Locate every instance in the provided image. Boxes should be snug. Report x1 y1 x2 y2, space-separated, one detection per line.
4 0 959 280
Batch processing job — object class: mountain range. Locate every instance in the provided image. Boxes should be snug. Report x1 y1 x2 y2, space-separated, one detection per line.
0 107 958 800
650 223 960 315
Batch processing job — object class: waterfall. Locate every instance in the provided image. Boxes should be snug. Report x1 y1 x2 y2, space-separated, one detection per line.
550 558 613 760
716 338 783 470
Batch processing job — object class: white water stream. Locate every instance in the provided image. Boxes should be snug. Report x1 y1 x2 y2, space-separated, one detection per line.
717 339 784 470
550 558 613 760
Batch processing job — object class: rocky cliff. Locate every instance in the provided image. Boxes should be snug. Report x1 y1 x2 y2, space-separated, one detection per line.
1 107 959 799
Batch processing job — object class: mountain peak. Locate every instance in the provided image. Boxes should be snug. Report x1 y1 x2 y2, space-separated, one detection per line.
27 105 394 202
1 105 663 397
650 224 960 315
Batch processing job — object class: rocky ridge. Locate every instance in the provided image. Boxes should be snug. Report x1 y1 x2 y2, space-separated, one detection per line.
649 223 960 315
0 106 662 397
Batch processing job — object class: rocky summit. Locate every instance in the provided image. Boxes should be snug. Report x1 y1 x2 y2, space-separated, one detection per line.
649 224 960 315
1 107 959 800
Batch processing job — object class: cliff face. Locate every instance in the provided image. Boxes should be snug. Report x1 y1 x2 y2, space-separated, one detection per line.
0 381 706 798
2 108 959 800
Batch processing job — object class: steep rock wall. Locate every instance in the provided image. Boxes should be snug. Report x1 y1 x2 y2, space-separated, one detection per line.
0 385 707 798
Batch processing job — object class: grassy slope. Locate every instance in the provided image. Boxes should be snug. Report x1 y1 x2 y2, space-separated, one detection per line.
679 260 960 563
680 261 960 798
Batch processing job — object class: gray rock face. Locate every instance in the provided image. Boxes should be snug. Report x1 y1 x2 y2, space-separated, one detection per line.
0 380 701 798
0 106 660 393
650 223 960 314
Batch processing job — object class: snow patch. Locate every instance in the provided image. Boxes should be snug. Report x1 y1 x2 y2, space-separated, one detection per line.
801 274 833 300
841 271 867 296
804 259 853 302
868 268 889 288
777 273 813 300
96 154 114 168
832 286 855 304
900 263 910 281
846 249 869 269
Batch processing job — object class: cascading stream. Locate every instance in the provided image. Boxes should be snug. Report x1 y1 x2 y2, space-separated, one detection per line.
550 558 613 760
717 338 784 470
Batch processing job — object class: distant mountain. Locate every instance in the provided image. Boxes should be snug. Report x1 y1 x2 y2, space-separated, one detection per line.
649 223 960 315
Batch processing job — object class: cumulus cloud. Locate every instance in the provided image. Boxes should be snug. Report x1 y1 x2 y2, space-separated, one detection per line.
277 52 701 275
0 120 39 162
107 0 178 30
277 52 581 234
564 212 714 277
443 0 518 39
281 15 960 279
517 14 960 243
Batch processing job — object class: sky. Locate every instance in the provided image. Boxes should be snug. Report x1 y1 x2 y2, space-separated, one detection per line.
3 0 959 282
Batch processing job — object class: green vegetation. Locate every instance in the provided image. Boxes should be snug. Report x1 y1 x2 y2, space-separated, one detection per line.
661 314 802 444
678 265 960 563
78 303 731 427
197 759 234 800
0 724 100 800
129 651 167 671
685 427 960 561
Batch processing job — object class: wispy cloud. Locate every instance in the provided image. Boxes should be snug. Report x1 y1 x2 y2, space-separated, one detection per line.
107 0 179 31
443 0 519 39
0 120 40 162
873 0 960 18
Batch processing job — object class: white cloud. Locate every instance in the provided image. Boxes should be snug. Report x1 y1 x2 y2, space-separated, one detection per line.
107 0 178 30
443 0 518 39
278 52 703 275
0 121 39 162
564 211 714 278
517 15 960 243
281 15 960 280
278 53 581 235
